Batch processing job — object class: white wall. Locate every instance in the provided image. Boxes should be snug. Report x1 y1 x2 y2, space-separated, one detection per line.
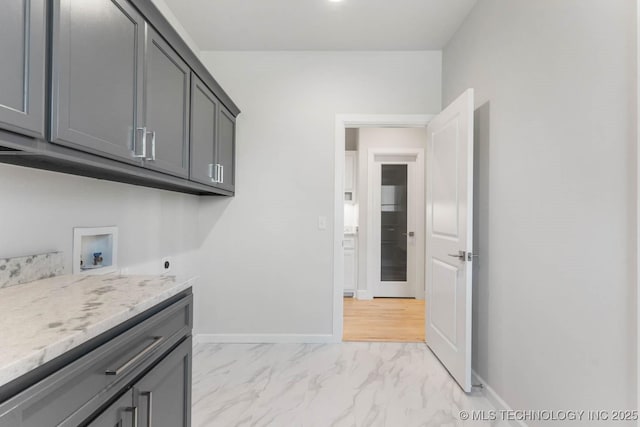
196 51 442 338
443 0 636 420
151 0 201 57
0 164 200 279
357 127 427 300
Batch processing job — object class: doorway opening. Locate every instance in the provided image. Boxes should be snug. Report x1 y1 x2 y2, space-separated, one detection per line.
338 125 427 342
334 91 475 392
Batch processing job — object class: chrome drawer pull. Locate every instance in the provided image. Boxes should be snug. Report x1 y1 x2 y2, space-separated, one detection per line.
105 337 164 376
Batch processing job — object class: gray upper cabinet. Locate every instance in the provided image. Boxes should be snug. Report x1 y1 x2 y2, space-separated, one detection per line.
189 74 218 187
50 0 145 164
0 0 46 138
142 27 190 178
216 106 236 193
133 338 192 427
0 0 240 195
189 74 236 193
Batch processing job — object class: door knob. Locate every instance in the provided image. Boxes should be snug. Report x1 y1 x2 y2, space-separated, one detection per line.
448 250 466 260
402 231 415 237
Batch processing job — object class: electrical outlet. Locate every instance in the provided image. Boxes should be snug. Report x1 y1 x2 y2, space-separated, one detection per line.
161 257 172 274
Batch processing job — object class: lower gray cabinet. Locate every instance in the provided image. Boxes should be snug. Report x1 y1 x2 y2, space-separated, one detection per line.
134 338 192 427
89 337 192 427
86 391 134 427
0 292 193 427
0 0 46 138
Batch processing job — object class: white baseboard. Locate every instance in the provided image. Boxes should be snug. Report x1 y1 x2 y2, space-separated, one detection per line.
472 371 527 427
356 290 373 300
195 333 337 344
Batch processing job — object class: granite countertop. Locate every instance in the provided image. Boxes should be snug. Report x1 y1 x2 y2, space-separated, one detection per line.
0 274 195 389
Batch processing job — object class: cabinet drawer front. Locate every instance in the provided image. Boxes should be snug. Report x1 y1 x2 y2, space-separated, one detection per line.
0 294 192 427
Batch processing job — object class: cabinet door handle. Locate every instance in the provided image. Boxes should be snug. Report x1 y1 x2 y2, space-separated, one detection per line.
141 391 153 427
209 163 220 184
133 127 147 158
146 131 156 161
125 406 138 427
220 165 224 184
105 337 164 376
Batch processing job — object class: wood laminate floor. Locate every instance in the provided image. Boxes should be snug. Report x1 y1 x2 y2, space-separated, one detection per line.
343 297 425 342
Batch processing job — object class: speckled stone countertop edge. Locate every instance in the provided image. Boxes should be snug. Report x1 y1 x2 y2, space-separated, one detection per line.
0 275 197 389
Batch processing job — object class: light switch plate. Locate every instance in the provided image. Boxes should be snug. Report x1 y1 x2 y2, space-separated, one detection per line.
318 216 327 230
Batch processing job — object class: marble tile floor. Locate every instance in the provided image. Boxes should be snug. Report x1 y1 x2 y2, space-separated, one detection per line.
192 343 508 427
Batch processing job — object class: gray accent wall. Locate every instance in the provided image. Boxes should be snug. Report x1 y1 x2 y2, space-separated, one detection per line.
442 0 636 419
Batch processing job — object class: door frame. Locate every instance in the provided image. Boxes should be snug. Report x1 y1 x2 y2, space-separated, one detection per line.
332 114 434 342
367 150 425 299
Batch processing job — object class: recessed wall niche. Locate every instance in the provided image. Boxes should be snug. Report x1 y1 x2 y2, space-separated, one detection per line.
72 227 118 275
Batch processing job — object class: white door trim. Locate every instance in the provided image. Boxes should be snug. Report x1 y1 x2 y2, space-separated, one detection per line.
367 149 425 298
333 114 435 342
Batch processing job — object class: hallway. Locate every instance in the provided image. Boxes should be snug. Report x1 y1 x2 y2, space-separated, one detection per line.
343 298 425 342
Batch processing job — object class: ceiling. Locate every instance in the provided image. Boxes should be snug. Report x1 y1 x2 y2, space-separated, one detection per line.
162 0 478 51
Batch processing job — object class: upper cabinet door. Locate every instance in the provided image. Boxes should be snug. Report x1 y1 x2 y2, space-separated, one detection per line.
189 74 217 186
50 0 145 164
142 27 190 178
0 0 46 138
215 106 236 193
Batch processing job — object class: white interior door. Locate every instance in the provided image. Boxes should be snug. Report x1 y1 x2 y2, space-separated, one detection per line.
426 89 474 392
371 153 424 298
